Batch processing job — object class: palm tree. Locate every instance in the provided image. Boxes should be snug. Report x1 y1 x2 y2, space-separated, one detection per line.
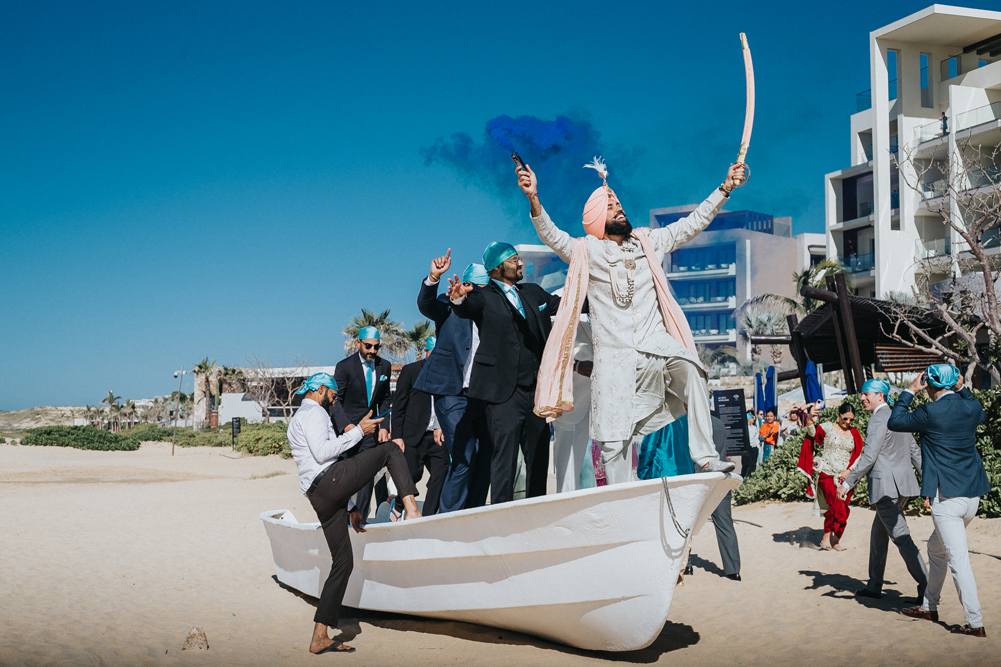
739 310 788 363
403 320 434 360
741 259 856 316
102 391 120 431
193 357 217 423
342 309 407 360
697 344 740 378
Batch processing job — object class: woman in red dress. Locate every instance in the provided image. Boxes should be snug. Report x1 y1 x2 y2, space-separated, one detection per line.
800 403 863 550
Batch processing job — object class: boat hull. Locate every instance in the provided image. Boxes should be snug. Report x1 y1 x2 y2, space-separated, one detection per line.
261 472 740 652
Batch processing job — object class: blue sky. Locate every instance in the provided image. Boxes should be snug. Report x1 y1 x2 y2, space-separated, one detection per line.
2 1 997 410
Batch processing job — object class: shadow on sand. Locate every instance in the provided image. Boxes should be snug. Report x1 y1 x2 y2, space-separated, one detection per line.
272 575 699 663
772 526 825 549
798 570 922 612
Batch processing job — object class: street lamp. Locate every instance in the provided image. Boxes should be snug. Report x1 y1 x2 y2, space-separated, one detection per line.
172 367 191 456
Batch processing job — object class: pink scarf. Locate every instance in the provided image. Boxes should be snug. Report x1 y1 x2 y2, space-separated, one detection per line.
534 229 696 420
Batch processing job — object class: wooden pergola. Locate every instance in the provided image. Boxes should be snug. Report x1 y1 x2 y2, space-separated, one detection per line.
749 274 950 396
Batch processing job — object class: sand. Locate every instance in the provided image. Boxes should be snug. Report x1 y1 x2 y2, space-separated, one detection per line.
1 442 997 666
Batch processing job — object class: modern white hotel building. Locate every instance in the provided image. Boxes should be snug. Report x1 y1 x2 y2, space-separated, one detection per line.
825 4 1001 298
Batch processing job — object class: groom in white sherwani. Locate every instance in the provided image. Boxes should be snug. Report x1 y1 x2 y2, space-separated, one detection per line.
516 159 743 483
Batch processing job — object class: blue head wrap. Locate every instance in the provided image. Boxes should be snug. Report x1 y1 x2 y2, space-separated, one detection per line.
425 336 436 351
860 378 893 405
357 326 380 341
926 364 960 389
483 242 517 271
462 263 490 286
295 372 337 395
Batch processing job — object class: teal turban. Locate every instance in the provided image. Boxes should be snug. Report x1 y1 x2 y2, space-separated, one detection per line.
861 379 890 396
462 263 490 285
926 364 960 389
425 336 436 351
295 372 337 395
483 242 517 271
860 378 893 405
357 326 380 340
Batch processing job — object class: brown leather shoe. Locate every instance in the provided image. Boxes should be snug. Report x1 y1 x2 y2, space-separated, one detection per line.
950 625 986 637
901 606 939 622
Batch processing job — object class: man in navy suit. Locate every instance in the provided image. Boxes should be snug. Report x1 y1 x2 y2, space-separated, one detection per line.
332 326 393 519
414 249 492 513
890 364 990 637
448 241 561 504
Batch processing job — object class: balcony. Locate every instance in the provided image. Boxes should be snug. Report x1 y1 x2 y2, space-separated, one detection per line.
692 329 737 344
677 295 737 311
839 253 875 273
665 263 736 281
914 102 1001 145
915 238 951 260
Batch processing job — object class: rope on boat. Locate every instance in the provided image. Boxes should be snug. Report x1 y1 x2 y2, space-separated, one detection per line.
661 477 690 539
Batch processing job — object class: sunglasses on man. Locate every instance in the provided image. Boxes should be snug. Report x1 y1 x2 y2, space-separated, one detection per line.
362 342 381 350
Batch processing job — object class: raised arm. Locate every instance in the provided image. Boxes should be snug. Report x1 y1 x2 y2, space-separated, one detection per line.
517 164 574 262
649 164 745 255
887 391 930 433
448 276 485 321
418 250 453 328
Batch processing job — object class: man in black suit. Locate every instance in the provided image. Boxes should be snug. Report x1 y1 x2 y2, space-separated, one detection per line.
448 241 560 504
332 326 393 518
391 336 449 517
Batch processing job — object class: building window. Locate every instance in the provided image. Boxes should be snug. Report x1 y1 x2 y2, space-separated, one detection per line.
670 244 737 273
920 53 933 108
941 56 961 81
887 50 898 101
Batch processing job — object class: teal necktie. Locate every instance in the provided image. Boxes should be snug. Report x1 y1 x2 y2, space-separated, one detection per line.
365 362 374 404
495 281 525 318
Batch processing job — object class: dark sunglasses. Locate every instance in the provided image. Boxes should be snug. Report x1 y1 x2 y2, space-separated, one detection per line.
362 342 381 350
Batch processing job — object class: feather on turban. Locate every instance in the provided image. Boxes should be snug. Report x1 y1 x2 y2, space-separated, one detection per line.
582 157 615 239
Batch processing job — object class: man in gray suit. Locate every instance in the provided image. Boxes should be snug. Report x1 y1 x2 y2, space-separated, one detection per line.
838 379 927 602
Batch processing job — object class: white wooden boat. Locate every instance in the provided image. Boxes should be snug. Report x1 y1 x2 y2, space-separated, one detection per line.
260 471 740 652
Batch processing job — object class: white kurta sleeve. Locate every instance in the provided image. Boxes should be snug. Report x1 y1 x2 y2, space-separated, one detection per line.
649 188 728 256
530 206 575 263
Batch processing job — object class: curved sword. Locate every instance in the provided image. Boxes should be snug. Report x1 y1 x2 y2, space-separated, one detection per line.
735 32 754 185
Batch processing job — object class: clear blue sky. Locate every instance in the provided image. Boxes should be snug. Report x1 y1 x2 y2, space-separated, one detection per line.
2 1 995 410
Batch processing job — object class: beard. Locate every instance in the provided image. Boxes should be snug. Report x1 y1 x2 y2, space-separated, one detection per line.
605 217 632 236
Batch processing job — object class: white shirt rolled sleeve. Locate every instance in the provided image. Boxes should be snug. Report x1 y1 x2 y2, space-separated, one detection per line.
288 398 364 494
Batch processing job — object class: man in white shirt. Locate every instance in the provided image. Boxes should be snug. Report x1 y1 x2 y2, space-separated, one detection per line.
287 373 420 655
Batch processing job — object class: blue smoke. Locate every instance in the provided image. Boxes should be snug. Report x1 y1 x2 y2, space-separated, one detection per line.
422 113 641 232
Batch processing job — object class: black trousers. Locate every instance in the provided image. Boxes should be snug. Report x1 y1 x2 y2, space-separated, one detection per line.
486 384 550 504
393 430 450 515
307 442 417 627
711 491 741 576
345 432 389 518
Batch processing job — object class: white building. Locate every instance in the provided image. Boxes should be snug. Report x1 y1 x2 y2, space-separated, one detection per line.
825 5 1001 298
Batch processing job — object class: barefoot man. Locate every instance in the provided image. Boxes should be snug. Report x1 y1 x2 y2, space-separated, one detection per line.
287 372 422 654
516 159 744 482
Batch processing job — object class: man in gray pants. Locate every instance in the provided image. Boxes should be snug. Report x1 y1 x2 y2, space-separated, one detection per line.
838 379 927 602
710 415 741 580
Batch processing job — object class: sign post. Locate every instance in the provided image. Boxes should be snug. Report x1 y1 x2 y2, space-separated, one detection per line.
712 389 752 458
231 417 241 451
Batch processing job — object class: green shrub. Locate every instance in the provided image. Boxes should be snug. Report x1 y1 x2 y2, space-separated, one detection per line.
236 422 291 458
123 425 179 442
734 389 1001 518
0 437 6 444
20 426 140 451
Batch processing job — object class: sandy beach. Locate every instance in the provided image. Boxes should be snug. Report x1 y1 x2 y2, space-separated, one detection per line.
1 442 997 666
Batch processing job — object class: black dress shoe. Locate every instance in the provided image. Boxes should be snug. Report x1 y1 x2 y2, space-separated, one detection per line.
683 564 694 576
726 573 741 581
855 588 882 599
